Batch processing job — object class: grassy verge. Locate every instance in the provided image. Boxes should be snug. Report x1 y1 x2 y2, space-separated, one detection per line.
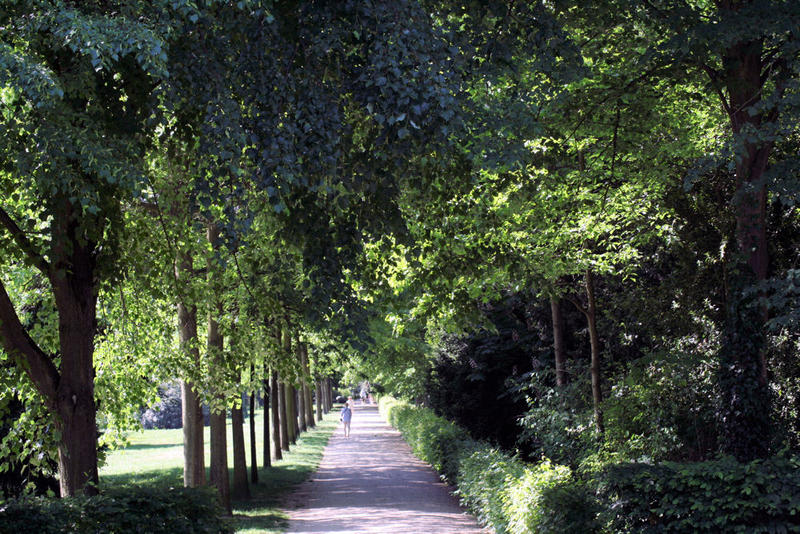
100 408 340 533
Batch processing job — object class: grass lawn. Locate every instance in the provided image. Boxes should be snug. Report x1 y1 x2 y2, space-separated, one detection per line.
100 408 340 533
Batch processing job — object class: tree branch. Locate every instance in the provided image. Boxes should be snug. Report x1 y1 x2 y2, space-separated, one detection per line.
565 293 588 317
0 205 51 277
699 62 732 117
0 278 59 406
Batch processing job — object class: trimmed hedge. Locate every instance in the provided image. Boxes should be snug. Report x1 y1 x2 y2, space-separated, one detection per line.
0 486 232 533
382 397 800 533
380 396 598 534
599 456 800 533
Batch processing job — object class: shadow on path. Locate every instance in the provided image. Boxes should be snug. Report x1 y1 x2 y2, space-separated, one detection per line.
285 403 486 534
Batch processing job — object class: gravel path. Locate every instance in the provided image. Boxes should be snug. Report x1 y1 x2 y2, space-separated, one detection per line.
284 403 487 534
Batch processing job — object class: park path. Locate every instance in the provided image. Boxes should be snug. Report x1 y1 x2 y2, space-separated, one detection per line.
284 402 487 534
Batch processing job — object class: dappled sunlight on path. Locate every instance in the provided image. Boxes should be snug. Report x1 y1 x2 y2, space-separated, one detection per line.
285 403 486 533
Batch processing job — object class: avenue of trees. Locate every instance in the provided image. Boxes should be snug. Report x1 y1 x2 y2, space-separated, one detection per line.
1 0 799 528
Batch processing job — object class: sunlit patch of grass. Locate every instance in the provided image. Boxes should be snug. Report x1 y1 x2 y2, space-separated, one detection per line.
100 409 339 533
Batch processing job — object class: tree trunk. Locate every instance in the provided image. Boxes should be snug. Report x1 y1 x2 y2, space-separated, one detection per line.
286 383 297 445
0 205 103 497
277 376 289 452
231 402 250 499
177 254 205 488
180 378 205 488
550 296 567 387
301 343 315 428
249 388 259 482
282 328 297 444
270 370 283 460
720 37 771 385
53 276 99 497
315 380 323 422
326 378 333 410
296 382 306 434
584 269 604 434
207 222 231 513
45 205 102 497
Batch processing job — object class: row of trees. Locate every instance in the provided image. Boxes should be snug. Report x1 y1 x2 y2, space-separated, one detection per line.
1 0 798 516
0 0 458 507
346 0 799 464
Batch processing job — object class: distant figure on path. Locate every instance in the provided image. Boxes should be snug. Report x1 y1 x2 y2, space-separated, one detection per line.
360 381 370 404
340 401 352 438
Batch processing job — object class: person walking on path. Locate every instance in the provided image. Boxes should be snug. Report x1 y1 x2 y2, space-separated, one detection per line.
340 401 352 438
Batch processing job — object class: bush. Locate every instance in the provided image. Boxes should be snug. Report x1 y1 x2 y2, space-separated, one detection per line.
380 396 599 534
139 383 183 430
0 486 231 533
599 455 800 532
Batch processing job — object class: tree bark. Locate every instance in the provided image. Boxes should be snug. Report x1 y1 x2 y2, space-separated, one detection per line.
550 296 567 387
277 376 289 452
207 222 231 513
301 343 315 428
231 401 250 499
296 374 307 434
719 36 772 385
270 370 283 460
286 383 297 445
249 387 259 482
177 253 205 487
315 380 323 422
584 270 604 434
261 362 271 469
282 328 297 444
53 284 99 498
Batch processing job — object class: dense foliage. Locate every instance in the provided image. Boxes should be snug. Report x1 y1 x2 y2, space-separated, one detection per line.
599 457 800 533
0 486 231 533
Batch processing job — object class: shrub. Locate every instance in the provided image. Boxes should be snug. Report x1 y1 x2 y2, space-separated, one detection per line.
380 396 599 534
0 486 231 533
505 459 599 534
599 455 800 533
139 382 183 430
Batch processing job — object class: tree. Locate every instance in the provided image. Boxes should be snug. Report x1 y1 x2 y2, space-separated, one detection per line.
0 0 173 496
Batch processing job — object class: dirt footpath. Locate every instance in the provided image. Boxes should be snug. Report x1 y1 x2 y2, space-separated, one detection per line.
284 403 487 534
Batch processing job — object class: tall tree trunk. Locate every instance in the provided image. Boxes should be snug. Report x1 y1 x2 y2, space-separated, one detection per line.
177 253 205 488
207 223 231 513
584 270 603 434
296 384 306 433
326 378 333 410
550 296 567 387
261 362 271 470
249 386 259 482
277 376 289 452
301 343 315 428
282 328 297 444
286 383 297 445
48 207 101 497
231 400 250 499
270 370 283 459
706 22 774 460
296 384 306 434
53 280 99 497
315 380 323 422
0 194 105 496
720 37 771 385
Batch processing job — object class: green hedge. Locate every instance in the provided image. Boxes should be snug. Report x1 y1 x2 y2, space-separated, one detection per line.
599 456 800 533
380 396 598 534
0 486 231 533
